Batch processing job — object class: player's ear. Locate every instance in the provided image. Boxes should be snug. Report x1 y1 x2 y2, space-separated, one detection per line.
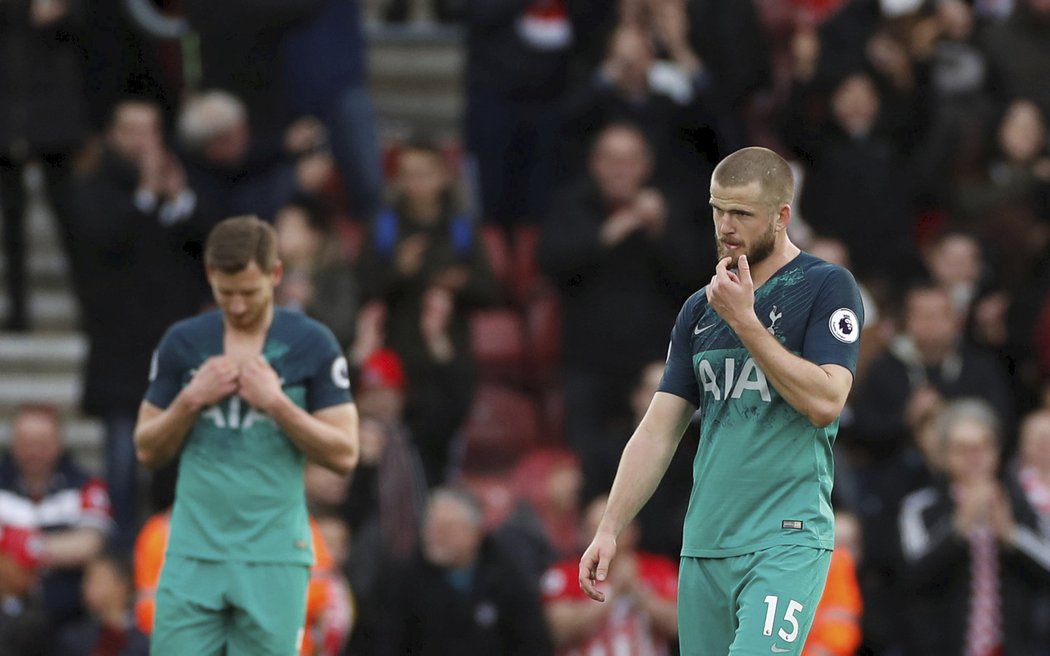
269 259 284 286
205 266 217 286
777 203 791 232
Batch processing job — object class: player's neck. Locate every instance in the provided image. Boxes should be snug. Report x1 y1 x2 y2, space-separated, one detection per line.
224 304 274 339
750 240 801 288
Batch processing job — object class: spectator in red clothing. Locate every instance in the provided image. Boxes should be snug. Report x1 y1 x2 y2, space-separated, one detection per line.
0 404 113 628
540 495 677 656
0 523 49 656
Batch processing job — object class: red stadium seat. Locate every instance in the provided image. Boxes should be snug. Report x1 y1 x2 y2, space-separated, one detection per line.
511 224 542 304
479 225 512 289
470 309 527 384
461 384 542 472
524 287 561 386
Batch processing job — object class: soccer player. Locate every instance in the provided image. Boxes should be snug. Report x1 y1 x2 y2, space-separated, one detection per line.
579 147 863 655
133 215 359 655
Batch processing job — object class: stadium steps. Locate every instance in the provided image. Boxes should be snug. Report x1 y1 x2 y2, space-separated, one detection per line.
367 24 463 140
0 165 102 471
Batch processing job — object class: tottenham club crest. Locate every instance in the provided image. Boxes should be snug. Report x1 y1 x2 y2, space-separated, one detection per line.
829 308 859 344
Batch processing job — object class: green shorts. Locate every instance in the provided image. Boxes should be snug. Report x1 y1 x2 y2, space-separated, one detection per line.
152 554 310 656
678 545 831 656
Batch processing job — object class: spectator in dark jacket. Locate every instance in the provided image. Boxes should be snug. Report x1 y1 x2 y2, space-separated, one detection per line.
357 140 499 485
0 0 89 331
539 122 709 467
898 399 1050 656
376 487 554 655
464 0 572 226
72 99 213 548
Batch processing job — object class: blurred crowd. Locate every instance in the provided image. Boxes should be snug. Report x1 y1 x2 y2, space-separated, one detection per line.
2 0 1050 654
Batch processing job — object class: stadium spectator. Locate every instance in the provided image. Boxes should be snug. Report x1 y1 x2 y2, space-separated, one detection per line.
540 494 677 656
375 486 554 655
72 98 213 549
802 511 863 656
852 283 1014 461
177 90 323 222
783 64 923 286
0 523 49 656
463 0 571 227
55 553 149 656
898 399 1050 655
357 140 498 484
0 0 89 332
274 197 360 348
952 98 1050 288
538 122 708 474
980 0 1050 119
492 448 583 583
280 0 383 221
560 15 721 183
1017 408 1050 646
0 405 112 628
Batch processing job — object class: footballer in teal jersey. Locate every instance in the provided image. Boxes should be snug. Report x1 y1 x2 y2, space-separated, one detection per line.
580 148 862 656
135 216 358 656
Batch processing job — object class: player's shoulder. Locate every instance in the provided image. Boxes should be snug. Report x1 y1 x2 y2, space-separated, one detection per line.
274 308 339 347
163 309 223 344
798 251 859 289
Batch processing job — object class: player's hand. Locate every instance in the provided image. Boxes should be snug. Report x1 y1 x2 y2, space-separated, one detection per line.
184 356 240 410
706 255 756 330
579 531 617 602
237 356 285 414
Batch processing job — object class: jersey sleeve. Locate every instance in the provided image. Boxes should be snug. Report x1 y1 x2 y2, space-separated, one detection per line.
658 296 701 407
143 325 185 409
803 266 864 376
306 323 353 412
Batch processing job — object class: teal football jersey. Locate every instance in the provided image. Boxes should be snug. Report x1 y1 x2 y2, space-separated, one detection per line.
659 253 863 557
145 308 352 564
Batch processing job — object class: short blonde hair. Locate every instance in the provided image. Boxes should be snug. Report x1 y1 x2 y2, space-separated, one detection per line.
712 146 795 208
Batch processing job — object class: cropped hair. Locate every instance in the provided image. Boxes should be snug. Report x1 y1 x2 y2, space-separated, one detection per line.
712 147 795 207
204 215 278 273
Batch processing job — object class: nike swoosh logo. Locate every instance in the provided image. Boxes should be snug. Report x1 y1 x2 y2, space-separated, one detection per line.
694 324 714 335
771 646 790 653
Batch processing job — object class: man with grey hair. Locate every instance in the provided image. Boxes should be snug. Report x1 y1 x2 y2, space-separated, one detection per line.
375 486 553 655
177 90 308 222
898 398 1050 655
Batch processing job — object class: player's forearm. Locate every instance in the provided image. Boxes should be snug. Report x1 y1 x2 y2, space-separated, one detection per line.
267 397 359 474
134 395 202 469
734 318 848 427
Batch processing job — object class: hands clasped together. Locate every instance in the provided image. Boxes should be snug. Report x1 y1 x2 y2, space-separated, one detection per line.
184 355 285 413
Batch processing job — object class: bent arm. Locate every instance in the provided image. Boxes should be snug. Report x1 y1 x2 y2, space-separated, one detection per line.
734 318 854 427
596 392 695 539
266 399 359 475
43 527 106 569
544 601 612 647
636 589 678 640
134 396 204 470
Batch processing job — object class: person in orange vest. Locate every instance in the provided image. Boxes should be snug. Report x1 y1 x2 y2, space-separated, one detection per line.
133 509 353 655
802 511 863 656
